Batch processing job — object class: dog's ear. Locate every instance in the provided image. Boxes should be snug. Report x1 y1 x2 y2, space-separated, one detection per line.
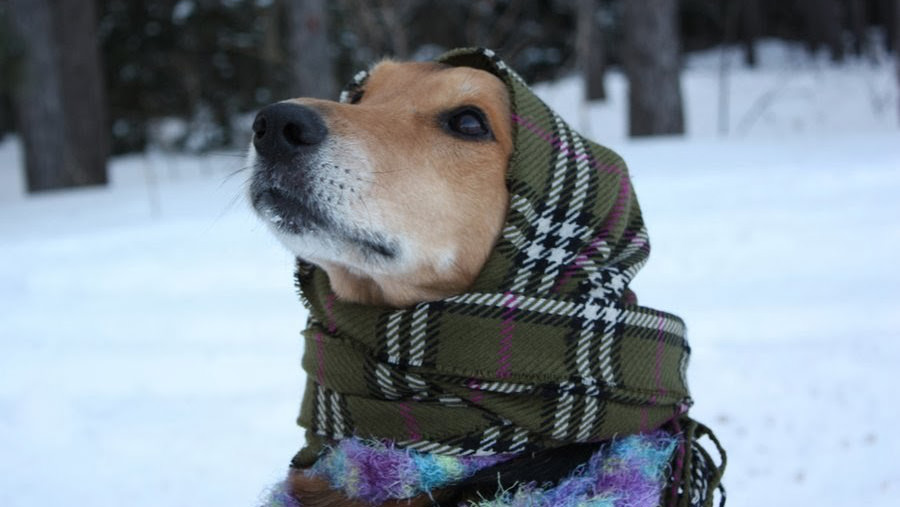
287 469 449 507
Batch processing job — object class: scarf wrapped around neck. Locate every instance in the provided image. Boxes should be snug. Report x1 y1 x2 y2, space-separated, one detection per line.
289 48 725 506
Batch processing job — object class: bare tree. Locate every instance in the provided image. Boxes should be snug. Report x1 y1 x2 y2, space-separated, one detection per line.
464 0 533 59
802 0 844 62
623 0 685 136
895 0 900 124
739 0 762 67
56 0 108 185
577 0 606 101
284 0 338 99
847 0 869 57
7 0 108 192
337 0 421 60
718 0 738 137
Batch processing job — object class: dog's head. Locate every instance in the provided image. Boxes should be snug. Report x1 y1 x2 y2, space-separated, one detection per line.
248 61 513 307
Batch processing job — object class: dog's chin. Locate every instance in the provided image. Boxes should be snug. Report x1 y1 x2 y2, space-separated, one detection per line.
253 186 328 235
273 228 402 274
257 202 401 274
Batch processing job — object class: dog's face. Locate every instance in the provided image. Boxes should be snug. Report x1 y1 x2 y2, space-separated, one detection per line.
248 61 513 307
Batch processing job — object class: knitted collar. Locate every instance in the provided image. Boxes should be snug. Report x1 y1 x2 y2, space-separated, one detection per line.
289 48 724 505
265 432 677 507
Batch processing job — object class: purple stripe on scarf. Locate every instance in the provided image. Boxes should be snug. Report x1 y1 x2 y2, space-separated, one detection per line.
497 291 518 378
324 292 337 333
397 402 421 441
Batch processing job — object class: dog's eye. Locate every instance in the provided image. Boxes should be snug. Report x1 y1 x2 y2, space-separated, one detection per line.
445 108 492 139
451 112 485 136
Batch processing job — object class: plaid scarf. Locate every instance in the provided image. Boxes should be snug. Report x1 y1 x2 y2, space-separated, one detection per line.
289 48 725 506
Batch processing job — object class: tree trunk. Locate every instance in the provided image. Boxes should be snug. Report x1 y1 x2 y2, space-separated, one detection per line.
8 0 108 193
55 0 109 187
7 0 65 191
803 0 844 62
895 0 900 125
623 0 685 137
847 0 868 57
739 0 762 67
577 0 607 101
284 0 338 99
878 0 896 55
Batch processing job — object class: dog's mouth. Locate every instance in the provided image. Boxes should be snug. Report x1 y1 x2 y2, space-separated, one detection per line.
352 233 399 260
250 177 399 262
251 184 328 235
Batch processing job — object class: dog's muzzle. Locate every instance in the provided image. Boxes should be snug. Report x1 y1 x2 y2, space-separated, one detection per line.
249 102 330 234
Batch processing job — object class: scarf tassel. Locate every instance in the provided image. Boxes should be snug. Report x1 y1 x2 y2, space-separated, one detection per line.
663 417 727 507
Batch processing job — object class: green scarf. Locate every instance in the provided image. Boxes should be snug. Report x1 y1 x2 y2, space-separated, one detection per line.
290 48 725 506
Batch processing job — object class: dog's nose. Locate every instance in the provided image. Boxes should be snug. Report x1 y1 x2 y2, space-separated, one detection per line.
252 102 327 162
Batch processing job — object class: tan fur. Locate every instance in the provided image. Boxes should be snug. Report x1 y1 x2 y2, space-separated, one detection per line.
287 61 513 307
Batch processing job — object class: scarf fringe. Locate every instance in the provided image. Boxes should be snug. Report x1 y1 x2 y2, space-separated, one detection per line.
662 417 727 507
261 432 683 507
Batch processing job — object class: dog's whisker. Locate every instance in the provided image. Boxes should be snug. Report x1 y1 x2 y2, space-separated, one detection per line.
220 191 247 217
352 176 379 186
208 150 250 159
229 165 254 177
359 192 376 220
220 166 254 187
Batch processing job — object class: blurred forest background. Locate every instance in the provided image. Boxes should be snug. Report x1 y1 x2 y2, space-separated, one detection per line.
2 5 899 505
1 0 898 193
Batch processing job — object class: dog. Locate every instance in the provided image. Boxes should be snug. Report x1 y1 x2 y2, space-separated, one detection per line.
248 49 723 507
250 59 516 506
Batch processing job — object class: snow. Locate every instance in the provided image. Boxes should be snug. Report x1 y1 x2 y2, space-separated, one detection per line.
2 42 899 506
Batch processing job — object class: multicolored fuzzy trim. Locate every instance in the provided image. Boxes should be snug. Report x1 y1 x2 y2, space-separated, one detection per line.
259 433 676 507
470 432 677 507
308 439 511 504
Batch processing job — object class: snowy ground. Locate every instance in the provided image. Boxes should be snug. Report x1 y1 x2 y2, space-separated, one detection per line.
1 42 899 506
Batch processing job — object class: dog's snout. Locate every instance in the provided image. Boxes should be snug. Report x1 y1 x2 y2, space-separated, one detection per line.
252 102 327 162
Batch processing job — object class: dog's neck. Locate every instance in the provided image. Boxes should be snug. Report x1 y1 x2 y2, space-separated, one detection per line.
319 260 477 307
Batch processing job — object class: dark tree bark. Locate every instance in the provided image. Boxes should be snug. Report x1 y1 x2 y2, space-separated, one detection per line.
895 0 900 124
847 0 868 57
739 0 762 67
7 0 65 191
55 0 109 187
577 0 607 101
623 0 685 137
876 0 896 55
284 0 338 99
803 0 844 62
7 0 108 193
